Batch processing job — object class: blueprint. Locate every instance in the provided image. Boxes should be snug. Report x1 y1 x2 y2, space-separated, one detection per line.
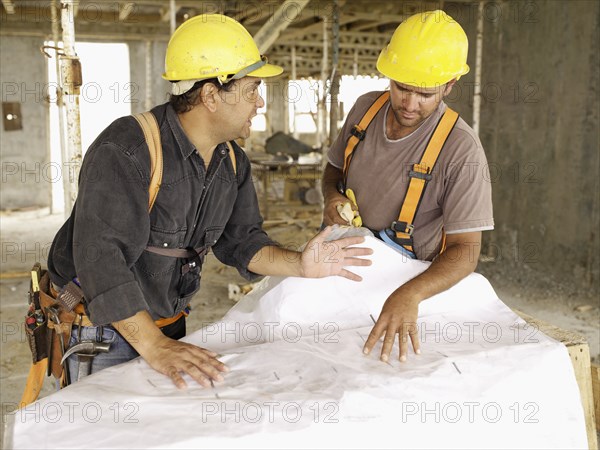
4 232 588 449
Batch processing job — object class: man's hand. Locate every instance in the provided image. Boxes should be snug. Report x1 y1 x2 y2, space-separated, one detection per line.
300 226 373 281
321 163 359 226
113 311 228 389
363 289 420 362
144 335 229 389
362 232 483 363
323 192 356 226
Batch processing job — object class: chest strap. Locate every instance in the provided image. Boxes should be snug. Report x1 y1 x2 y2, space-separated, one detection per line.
144 246 209 274
342 91 390 187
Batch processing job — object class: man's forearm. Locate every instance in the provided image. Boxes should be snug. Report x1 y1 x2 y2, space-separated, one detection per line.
112 308 228 389
322 164 354 226
396 234 481 303
247 245 304 277
112 310 165 357
322 163 343 199
247 231 372 282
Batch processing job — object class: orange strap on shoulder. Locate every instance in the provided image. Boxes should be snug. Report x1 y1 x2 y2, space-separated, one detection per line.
394 107 459 253
133 112 163 212
226 141 237 176
342 91 390 185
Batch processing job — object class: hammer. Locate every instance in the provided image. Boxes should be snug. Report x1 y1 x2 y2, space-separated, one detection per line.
45 305 71 386
60 340 111 382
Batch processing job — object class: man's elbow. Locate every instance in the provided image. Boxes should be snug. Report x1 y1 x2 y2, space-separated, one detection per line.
442 241 480 276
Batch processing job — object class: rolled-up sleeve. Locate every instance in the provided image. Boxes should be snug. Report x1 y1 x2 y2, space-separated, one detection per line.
73 142 151 325
211 153 276 280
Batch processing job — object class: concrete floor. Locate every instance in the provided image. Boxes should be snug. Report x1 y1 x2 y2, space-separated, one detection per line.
1 209 599 444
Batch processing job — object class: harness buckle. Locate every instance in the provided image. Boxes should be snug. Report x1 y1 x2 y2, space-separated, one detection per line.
409 170 433 181
391 221 414 236
409 164 433 181
350 126 366 141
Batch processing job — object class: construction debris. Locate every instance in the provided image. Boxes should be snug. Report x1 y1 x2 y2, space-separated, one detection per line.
228 282 259 302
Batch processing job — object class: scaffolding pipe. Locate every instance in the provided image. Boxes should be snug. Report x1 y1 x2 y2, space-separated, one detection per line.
169 0 176 34
51 0 67 215
472 1 484 135
145 40 153 111
291 45 298 139
60 0 82 215
328 0 340 146
317 18 328 148
254 0 310 53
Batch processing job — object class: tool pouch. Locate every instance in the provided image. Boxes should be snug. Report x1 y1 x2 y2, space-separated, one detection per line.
25 316 48 364
25 265 48 364
36 272 77 381
178 255 202 298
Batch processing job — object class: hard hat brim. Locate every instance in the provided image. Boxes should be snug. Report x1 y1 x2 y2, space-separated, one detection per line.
247 62 283 79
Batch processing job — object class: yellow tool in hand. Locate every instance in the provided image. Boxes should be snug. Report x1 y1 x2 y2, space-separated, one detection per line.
336 188 362 227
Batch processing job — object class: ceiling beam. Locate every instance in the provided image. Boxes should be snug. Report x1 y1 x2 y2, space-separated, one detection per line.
1 0 14 15
342 12 408 23
119 2 136 21
348 21 387 32
160 3 180 22
277 13 360 44
253 0 311 54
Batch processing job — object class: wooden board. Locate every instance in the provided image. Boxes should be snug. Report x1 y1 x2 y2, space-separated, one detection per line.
592 364 600 434
515 309 598 450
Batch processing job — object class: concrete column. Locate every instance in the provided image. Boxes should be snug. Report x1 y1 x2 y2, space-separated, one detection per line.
60 0 83 216
265 77 289 135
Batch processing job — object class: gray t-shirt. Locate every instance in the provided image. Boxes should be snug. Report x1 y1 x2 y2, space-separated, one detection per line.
328 91 494 261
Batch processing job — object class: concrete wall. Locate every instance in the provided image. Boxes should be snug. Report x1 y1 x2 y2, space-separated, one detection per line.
477 0 599 288
128 40 170 114
0 37 171 211
444 2 478 124
0 36 51 209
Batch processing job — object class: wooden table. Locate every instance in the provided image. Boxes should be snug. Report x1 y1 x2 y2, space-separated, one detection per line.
516 309 598 449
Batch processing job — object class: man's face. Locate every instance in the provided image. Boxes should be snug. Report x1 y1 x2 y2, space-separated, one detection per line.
388 80 454 130
218 76 264 140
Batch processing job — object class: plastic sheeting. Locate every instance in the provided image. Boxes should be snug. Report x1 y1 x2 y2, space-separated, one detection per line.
5 233 588 449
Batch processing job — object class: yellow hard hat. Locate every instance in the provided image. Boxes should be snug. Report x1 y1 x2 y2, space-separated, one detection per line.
376 10 469 87
163 14 283 94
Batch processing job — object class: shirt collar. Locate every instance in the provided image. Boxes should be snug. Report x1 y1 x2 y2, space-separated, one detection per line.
165 103 197 160
383 99 447 143
165 103 231 163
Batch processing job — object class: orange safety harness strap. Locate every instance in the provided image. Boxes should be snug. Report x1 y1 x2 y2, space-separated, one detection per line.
342 91 390 187
391 108 459 253
133 112 164 211
340 92 459 256
226 141 237 176
133 111 237 212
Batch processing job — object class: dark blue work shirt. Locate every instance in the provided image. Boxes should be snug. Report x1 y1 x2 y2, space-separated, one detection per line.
48 102 274 325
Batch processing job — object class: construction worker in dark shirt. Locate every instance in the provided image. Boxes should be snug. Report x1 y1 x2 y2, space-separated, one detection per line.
48 14 372 389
